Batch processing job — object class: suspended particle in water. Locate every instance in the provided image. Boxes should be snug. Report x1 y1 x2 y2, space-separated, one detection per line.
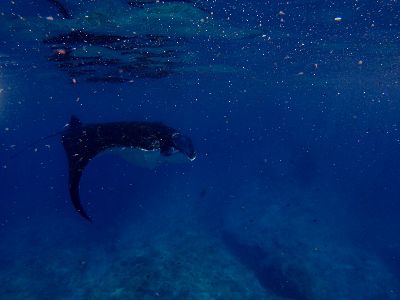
55 48 67 55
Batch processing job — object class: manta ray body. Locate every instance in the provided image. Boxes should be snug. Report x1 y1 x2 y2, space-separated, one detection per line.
61 116 196 221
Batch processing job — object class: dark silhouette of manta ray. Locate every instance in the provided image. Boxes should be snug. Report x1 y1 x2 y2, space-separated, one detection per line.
61 116 196 221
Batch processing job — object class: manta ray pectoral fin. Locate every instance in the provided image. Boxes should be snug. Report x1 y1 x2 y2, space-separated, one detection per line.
69 167 92 222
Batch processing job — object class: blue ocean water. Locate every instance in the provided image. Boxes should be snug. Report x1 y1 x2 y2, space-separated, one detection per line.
1 0 400 299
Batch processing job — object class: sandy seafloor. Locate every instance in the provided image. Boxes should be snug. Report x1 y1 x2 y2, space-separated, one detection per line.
1 0 400 299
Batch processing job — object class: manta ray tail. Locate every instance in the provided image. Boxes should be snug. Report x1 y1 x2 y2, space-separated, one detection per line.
62 116 93 222
69 166 92 222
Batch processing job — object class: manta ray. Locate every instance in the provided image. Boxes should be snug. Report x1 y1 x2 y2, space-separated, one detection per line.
61 116 196 221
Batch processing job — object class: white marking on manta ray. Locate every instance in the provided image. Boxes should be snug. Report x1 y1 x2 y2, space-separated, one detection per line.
102 146 191 169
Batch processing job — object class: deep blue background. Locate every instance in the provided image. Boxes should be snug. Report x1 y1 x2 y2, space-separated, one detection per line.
0 0 400 299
